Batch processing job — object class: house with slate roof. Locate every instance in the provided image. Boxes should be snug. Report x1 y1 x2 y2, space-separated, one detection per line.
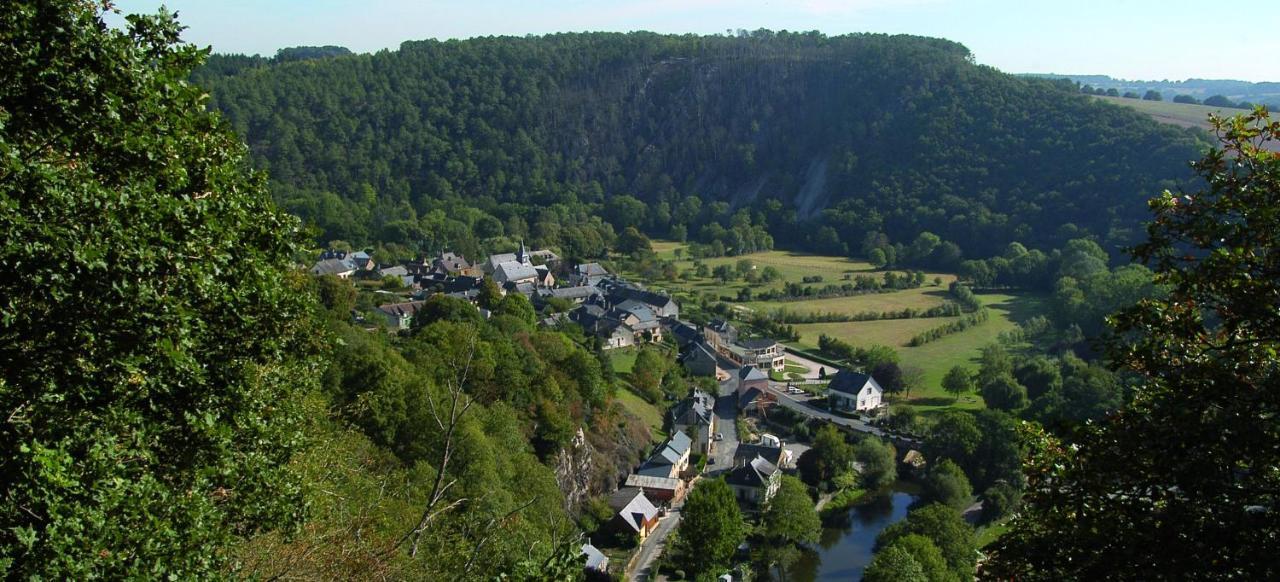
726 453 781 505
581 543 609 575
608 488 660 539
572 262 610 286
678 341 720 378
310 258 357 279
827 370 885 412
377 300 427 330
636 430 693 479
703 319 738 351
668 390 716 455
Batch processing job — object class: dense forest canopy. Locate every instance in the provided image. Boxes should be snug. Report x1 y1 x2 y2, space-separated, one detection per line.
195 31 1206 260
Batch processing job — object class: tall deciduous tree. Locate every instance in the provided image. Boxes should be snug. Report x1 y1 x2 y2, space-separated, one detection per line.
0 3 318 576
762 476 821 546
987 111 1280 579
853 437 898 490
673 479 747 578
942 366 975 401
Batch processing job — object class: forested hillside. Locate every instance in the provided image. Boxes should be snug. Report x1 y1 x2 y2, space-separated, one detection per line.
197 32 1206 261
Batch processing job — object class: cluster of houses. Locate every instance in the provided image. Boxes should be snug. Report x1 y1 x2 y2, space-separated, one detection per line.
310 245 690 347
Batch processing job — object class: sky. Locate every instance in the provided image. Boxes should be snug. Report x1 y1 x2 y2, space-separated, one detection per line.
108 0 1278 82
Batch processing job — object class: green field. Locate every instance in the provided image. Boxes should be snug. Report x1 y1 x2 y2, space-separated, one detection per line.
614 388 665 440
628 242 1046 414
632 247 883 297
745 280 956 318
1094 95 1245 131
607 348 639 374
792 293 1041 412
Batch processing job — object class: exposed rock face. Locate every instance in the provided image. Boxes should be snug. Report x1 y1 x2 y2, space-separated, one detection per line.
554 428 595 512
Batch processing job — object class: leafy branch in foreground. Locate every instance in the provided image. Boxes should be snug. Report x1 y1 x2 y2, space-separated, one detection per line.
985 108 1280 580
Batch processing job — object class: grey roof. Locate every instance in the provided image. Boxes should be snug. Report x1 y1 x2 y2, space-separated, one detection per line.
433 251 472 272
735 443 785 467
377 300 426 317
671 389 714 426
379 265 409 277
488 253 518 267
828 371 882 396
738 337 779 350
739 366 768 382
310 258 355 276
577 262 609 276
496 261 539 282
668 430 692 455
670 321 702 346
725 455 779 488
643 430 692 471
679 342 717 366
609 488 659 533
636 463 679 478
616 300 658 322
625 473 682 491
548 286 599 300
708 319 735 334
350 251 372 261
581 543 608 571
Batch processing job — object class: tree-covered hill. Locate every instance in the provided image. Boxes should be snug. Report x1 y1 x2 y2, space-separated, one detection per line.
196 31 1207 261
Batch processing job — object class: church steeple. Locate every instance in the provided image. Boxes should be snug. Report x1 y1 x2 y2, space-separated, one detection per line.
517 239 529 265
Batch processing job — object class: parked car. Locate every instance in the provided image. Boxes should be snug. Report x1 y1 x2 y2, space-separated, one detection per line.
714 432 723 441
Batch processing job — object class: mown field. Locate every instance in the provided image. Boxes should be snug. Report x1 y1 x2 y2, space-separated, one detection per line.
792 293 1042 413
1092 94 1276 155
744 280 956 318
630 242 1046 414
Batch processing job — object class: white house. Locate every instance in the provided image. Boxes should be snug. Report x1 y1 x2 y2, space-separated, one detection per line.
827 371 885 412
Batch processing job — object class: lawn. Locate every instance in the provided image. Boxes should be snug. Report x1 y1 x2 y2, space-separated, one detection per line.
790 293 1042 413
614 388 665 441
742 279 957 318
628 245 884 297
607 348 639 375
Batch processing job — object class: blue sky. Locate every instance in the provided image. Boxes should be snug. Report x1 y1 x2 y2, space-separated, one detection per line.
109 0 1278 82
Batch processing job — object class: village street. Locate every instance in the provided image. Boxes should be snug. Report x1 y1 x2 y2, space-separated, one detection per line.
630 372 743 582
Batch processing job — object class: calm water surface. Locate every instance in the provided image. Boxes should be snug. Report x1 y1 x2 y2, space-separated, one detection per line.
785 483 919 581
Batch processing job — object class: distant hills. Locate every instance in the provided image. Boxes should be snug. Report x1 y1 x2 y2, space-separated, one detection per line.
1021 74 1280 108
195 33 1208 261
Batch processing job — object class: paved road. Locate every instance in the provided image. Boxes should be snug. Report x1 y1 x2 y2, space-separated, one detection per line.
632 374 743 581
631 500 682 582
764 382 886 437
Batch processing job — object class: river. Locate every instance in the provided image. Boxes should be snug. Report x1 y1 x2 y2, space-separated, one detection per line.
784 483 920 581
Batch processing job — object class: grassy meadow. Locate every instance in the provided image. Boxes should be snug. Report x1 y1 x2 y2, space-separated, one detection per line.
628 242 1046 414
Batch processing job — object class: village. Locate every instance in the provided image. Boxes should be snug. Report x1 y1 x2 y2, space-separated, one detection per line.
312 245 923 581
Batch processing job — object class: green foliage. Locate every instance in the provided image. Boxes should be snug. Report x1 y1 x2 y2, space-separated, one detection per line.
761 476 821 546
863 544 927 582
852 438 898 490
987 110 1280 579
796 425 855 489
923 459 974 511
877 504 977 579
979 482 1022 524
980 374 1028 411
673 479 746 578
0 3 319 576
880 534 956 582
195 31 1201 261
412 294 483 329
941 366 976 401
